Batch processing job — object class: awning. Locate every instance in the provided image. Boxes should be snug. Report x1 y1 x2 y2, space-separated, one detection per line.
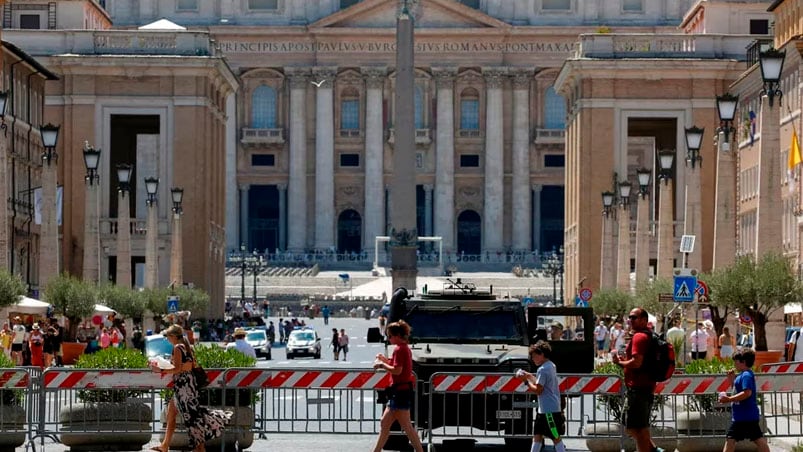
785 303 802 314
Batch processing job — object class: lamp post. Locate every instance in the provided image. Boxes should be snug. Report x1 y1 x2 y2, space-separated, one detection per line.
229 245 248 304
169 187 184 288
115 164 133 288
713 94 739 269
635 168 652 284
543 247 564 305
759 48 786 107
600 191 616 289
82 142 101 283
38 123 60 291
250 250 263 304
616 180 632 291
0 91 9 270
656 150 675 279
683 126 704 270
144 176 159 289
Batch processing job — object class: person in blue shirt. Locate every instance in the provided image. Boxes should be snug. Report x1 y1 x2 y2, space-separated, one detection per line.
718 350 770 452
515 340 566 452
322 305 330 325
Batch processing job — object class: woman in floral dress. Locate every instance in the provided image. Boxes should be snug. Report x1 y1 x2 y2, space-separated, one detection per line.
150 324 231 452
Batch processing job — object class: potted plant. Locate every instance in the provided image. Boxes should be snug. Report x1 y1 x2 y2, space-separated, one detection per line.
708 253 803 363
44 274 97 364
159 345 257 451
584 362 676 452
59 347 152 450
0 352 26 452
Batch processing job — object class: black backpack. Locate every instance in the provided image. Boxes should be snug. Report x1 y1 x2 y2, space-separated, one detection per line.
641 331 675 383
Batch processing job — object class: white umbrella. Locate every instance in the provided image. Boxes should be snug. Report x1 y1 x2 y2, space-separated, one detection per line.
94 304 116 315
12 296 50 315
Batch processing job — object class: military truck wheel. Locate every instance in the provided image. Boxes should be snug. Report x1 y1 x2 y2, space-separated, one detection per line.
504 438 532 450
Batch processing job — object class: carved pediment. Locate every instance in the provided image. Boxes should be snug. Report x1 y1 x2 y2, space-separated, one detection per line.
310 0 510 30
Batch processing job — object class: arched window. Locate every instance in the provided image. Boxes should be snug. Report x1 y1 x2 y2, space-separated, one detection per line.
414 85 424 129
341 87 360 130
544 86 566 130
251 85 277 129
460 87 480 130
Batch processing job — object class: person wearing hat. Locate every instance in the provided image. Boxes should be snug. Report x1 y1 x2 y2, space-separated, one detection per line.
549 322 564 341
29 323 44 369
10 317 26 365
225 327 256 359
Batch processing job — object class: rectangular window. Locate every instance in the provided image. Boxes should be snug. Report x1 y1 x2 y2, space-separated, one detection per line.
460 154 480 167
176 0 198 10
460 0 480 8
544 155 565 167
20 14 41 29
460 99 479 130
340 153 360 167
750 19 769 35
340 0 361 8
341 100 359 130
248 0 278 10
541 0 570 11
251 154 275 166
622 0 642 12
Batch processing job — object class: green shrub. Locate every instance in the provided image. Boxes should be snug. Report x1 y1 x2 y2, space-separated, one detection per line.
683 357 734 412
593 360 667 425
74 347 149 403
0 353 23 405
164 345 258 407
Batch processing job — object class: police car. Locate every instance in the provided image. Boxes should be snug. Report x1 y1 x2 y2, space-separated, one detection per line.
286 327 321 359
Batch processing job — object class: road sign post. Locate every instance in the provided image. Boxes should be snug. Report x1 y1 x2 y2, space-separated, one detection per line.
167 296 180 314
673 268 697 303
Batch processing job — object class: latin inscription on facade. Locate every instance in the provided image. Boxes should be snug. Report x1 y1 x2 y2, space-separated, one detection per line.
218 40 575 54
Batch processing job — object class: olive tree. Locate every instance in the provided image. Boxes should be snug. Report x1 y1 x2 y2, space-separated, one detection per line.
589 288 635 320
0 270 26 308
98 283 147 322
44 274 97 341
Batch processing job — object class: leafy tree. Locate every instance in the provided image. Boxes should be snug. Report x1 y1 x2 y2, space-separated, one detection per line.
140 287 171 331
589 288 634 319
708 253 802 351
98 283 147 321
633 277 673 326
0 269 26 308
703 270 735 338
44 273 97 341
174 286 210 315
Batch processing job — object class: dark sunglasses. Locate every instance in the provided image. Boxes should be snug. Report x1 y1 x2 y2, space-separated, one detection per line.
628 315 639 320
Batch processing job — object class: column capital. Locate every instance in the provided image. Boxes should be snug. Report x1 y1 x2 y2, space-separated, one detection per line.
362 67 387 89
482 67 508 89
510 69 534 90
423 184 434 192
311 67 338 88
531 183 542 193
285 68 310 89
277 183 287 191
432 67 457 88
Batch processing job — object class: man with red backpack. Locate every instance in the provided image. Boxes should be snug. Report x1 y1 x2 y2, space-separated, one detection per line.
612 307 665 452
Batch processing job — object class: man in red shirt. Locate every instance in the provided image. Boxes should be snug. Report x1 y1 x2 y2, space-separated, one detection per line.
612 307 663 452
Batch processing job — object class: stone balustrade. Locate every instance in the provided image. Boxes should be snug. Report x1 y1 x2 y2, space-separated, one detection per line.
4 30 213 56
574 33 758 60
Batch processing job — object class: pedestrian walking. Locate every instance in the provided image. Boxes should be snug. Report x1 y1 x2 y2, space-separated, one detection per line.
0 323 12 358
322 305 330 325
331 328 340 360
718 350 770 452
28 324 44 369
612 307 664 452
371 320 424 452
338 328 350 361
515 340 566 452
690 322 709 360
10 317 26 365
594 320 609 359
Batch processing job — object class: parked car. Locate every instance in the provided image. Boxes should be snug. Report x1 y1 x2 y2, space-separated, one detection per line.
144 334 172 360
286 328 321 359
245 328 272 360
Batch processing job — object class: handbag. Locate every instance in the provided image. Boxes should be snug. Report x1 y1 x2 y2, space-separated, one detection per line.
187 345 209 388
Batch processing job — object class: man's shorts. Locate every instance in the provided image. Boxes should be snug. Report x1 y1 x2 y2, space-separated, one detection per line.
596 340 606 351
533 412 565 440
726 420 764 442
623 387 654 430
11 343 22 353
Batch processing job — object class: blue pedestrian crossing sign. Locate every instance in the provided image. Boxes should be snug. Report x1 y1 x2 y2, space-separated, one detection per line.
167 296 180 313
673 274 697 302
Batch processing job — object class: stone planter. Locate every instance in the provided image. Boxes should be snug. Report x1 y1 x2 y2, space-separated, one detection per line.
159 405 254 451
676 410 766 452
584 422 676 452
0 404 26 452
60 401 152 451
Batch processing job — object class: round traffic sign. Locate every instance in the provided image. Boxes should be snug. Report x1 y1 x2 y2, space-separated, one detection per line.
579 288 593 302
739 313 752 324
695 280 710 297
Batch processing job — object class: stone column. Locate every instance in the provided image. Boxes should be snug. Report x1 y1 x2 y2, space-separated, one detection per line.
756 94 782 255
511 70 532 251
423 184 433 237
483 68 505 252
433 68 456 251
314 67 337 251
225 93 238 252
82 176 100 283
600 210 616 289
287 70 308 252
363 67 386 252
713 131 736 269
616 202 631 291
532 184 542 252
277 183 287 251
657 176 675 279
169 210 183 287
116 190 132 288
683 164 702 270
239 184 249 250
0 136 9 269
635 191 651 283
144 198 158 289
38 160 59 290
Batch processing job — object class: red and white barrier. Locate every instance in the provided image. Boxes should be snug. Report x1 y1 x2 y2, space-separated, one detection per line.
559 375 622 395
0 370 29 388
42 368 225 389
223 369 271 388
429 373 621 394
266 370 392 389
655 375 732 395
761 361 803 373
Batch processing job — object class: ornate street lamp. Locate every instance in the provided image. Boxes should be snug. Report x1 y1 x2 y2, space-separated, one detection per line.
759 47 786 107
170 187 184 214
618 180 632 207
82 142 101 283
684 126 704 168
145 177 159 205
144 176 159 288
115 164 134 288
39 123 60 165
602 191 615 216
636 168 651 197
170 187 184 287
658 150 675 181
716 93 739 145
117 164 133 191
82 142 101 185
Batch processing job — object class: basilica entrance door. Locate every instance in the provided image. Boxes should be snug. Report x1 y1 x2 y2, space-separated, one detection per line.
457 210 481 255
337 209 362 253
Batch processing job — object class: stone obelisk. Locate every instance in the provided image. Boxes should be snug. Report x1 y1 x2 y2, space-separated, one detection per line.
390 2 418 293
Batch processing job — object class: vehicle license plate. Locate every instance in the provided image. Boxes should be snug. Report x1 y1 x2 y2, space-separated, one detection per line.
496 410 522 419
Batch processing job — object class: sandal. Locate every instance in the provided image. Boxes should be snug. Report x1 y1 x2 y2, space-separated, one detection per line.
150 446 167 452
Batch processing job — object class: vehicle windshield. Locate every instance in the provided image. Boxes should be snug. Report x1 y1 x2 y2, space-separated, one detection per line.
146 337 173 358
292 332 315 341
247 332 265 342
406 310 525 343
